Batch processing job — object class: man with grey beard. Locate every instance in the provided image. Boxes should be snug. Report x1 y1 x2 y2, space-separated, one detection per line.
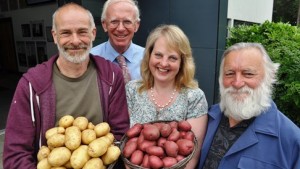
3 3 129 168
198 42 300 169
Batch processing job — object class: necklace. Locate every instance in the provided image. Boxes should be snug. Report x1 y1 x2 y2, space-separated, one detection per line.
150 87 176 111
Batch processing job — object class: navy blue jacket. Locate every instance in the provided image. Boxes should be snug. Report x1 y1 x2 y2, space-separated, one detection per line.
198 102 300 169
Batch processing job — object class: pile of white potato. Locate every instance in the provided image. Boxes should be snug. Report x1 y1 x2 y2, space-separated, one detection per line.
37 115 121 169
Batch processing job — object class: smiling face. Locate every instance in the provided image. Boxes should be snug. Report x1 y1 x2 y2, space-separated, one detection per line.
220 48 268 121
222 48 265 100
52 5 96 63
102 1 140 54
149 36 181 85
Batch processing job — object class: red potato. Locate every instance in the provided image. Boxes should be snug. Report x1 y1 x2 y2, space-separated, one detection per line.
157 137 167 147
130 150 144 165
145 146 165 158
179 131 186 138
153 122 163 130
160 123 172 137
183 131 195 141
143 123 152 128
169 121 178 129
162 157 178 168
125 137 138 146
142 124 160 141
135 123 144 129
137 133 144 145
138 140 157 152
123 140 138 158
177 139 194 156
164 141 178 157
141 154 150 168
149 155 164 169
176 155 185 162
178 120 192 131
126 123 143 138
168 128 181 141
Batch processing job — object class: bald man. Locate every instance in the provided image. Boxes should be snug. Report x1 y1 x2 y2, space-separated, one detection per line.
3 3 129 168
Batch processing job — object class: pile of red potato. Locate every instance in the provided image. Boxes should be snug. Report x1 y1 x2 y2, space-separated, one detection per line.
122 120 196 169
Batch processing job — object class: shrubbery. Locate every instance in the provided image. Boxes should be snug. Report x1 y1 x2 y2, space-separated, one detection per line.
227 21 300 126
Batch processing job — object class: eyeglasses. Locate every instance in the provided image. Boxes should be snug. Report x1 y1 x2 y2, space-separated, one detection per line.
108 20 135 29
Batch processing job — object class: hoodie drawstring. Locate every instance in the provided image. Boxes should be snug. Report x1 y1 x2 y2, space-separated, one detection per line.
29 82 42 147
109 72 115 95
29 82 35 127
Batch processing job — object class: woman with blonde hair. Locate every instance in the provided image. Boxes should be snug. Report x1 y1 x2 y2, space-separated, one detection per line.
126 24 208 168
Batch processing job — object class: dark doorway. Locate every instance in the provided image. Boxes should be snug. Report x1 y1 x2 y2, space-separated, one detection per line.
0 18 20 130
0 17 18 73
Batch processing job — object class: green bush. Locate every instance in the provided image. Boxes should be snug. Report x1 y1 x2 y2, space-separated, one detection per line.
227 21 300 126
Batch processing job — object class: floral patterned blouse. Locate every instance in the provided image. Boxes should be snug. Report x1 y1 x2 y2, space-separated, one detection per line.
125 80 208 127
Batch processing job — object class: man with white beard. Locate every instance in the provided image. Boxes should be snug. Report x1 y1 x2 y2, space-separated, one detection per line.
198 42 300 169
3 3 129 168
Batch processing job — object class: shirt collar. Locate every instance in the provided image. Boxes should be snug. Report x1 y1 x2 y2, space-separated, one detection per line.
221 114 255 129
107 40 134 63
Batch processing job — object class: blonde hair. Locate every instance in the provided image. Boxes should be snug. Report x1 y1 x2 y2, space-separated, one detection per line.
139 24 198 93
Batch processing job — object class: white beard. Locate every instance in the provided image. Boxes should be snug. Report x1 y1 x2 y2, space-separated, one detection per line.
219 80 272 121
57 42 92 64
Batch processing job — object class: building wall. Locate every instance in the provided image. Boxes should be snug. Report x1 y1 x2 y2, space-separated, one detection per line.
1 3 58 72
0 0 228 106
228 0 273 24
129 0 228 106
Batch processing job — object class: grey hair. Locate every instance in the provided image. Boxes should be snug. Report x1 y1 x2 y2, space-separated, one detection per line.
52 3 96 32
219 42 280 90
101 0 140 22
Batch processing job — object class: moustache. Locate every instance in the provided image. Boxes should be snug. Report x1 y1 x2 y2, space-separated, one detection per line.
225 86 253 95
64 44 88 50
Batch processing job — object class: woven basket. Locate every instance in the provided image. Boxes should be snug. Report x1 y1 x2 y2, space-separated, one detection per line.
107 162 116 169
120 121 198 169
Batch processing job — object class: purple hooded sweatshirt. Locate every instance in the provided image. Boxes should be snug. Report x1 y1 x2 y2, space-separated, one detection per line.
3 54 129 169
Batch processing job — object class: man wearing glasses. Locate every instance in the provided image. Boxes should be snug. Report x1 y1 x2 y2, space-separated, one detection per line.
91 0 144 82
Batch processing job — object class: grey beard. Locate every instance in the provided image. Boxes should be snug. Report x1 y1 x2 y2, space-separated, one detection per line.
219 80 272 121
57 42 92 64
